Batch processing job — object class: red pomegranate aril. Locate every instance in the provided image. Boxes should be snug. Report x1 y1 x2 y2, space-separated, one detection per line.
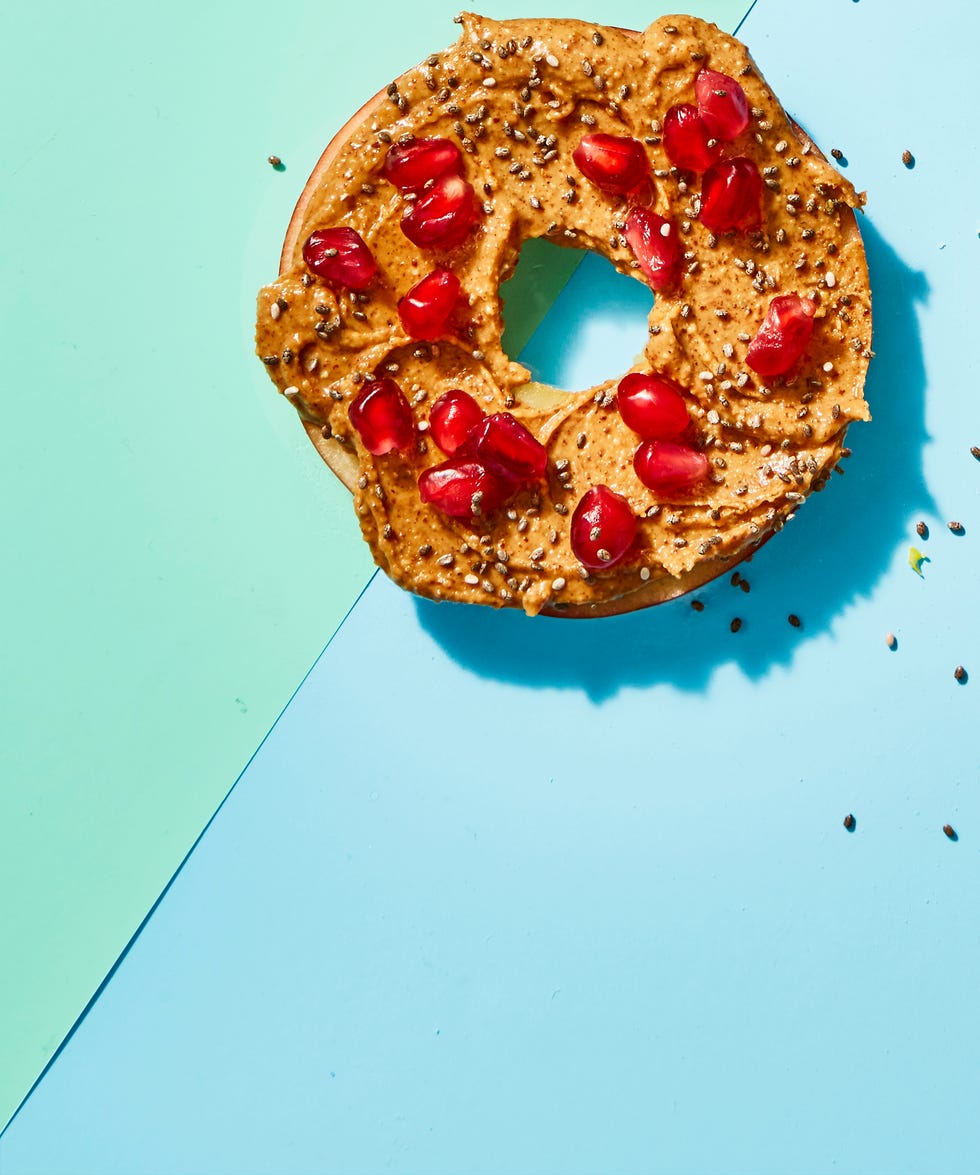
464 412 547 484
662 104 721 172
634 440 708 494
623 208 683 291
699 157 763 233
617 373 691 440
694 68 750 141
418 458 510 519
429 388 485 455
570 485 637 571
398 268 461 341
572 133 649 195
745 294 817 376
348 378 415 455
400 174 479 250
302 227 377 290
382 137 461 192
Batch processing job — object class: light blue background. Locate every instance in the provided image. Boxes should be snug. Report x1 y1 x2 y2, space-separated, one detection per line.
4 1 980 1172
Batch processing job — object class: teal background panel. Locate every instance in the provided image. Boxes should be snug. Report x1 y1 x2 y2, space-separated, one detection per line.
0 0 746 1134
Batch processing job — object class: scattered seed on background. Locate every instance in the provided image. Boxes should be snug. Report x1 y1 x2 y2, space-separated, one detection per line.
954 665 967 682
843 813 856 832
267 155 284 169
943 824 957 840
885 631 897 649
947 520 965 534
788 614 801 628
916 520 928 538
730 617 742 633
902 149 914 166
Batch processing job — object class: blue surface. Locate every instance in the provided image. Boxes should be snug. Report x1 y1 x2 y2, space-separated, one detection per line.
4 0 980 1172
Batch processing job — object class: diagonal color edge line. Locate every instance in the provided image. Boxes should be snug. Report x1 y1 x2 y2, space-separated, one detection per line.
733 0 760 35
1 0 760 1141
0 568 380 1141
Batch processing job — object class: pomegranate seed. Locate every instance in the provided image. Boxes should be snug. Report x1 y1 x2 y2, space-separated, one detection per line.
383 138 461 192
429 388 485 455
745 294 817 376
463 413 547 484
400 174 480 250
617 373 691 439
698 157 762 233
634 440 708 494
570 485 637 571
418 458 511 519
623 208 683 291
662 104 721 172
694 69 750 141
302 227 377 290
348 378 415 455
398 268 461 341
572 133 649 195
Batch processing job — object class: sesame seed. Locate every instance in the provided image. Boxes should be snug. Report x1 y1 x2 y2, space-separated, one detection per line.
551 577 566 591
885 631 897 649
597 548 611 562
464 573 480 586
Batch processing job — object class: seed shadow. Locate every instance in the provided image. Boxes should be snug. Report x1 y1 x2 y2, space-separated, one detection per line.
414 218 932 701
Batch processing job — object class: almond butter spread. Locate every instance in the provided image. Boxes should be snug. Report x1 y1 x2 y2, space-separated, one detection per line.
256 12 871 617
